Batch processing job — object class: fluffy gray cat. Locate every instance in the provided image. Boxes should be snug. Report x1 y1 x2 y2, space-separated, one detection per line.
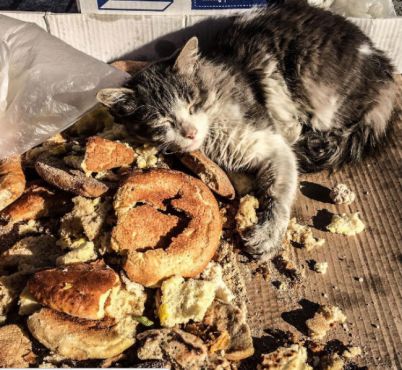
97 1 397 257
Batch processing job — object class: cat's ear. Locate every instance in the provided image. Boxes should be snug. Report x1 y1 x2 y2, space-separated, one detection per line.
174 37 199 76
96 88 137 116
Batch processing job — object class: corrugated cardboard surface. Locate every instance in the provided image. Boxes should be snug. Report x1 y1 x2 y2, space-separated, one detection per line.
242 76 402 369
1 12 402 73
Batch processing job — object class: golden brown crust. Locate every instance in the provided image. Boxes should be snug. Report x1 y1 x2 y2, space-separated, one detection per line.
83 136 135 172
112 169 222 287
111 60 150 75
0 156 26 211
0 182 71 223
35 155 108 198
27 308 137 360
178 151 235 199
112 204 179 252
27 261 120 320
0 324 36 368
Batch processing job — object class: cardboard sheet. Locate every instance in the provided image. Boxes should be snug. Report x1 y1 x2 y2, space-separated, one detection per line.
242 76 402 369
0 11 402 73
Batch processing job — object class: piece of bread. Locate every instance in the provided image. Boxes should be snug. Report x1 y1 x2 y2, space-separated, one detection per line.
157 275 216 328
0 235 61 273
258 345 312 370
306 305 347 340
0 324 36 368
0 272 29 324
83 136 135 172
137 328 208 369
112 169 222 287
111 60 150 75
178 150 235 199
27 261 120 320
0 156 26 211
27 308 138 360
58 196 110 246
235 194 259 232
329 183 356 205
202 300 254 361
35 155 108 198
112 204 179 252
326 213 365 236
0 182 71 224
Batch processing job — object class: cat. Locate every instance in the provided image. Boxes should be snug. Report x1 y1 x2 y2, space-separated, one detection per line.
97 0 397 257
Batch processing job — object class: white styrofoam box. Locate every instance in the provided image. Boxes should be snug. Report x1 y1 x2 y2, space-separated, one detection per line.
1 12 401 73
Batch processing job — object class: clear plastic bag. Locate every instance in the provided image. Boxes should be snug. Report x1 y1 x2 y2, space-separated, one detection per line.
0 15 129 160
330 0 395 18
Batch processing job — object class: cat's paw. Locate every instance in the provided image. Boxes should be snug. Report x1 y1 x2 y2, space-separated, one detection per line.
241 220 286 258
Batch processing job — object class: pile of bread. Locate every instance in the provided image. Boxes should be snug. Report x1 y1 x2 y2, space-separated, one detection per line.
0 100 256 368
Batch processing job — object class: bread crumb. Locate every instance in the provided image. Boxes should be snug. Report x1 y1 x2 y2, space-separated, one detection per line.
56 240 97 265
157 276 216 327
0 235 60 273
0 273 27 324
200 262 235 303
313 262 328 274
134 144 158 169
58 196 110 247
342 346 362 359
236 195 259 232
327 213 365 236
18 286 41 315
0 324 36 368
273 254 303 284
306 305 347 340
330 184 356 205
18 220 43 236
287 218 325 251
258 344 312 370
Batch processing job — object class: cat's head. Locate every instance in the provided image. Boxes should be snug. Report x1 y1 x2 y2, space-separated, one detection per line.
97 37 210 153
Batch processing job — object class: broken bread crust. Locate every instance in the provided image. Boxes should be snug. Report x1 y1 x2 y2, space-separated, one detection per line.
0 324 36 368
178 150 235 199
83 136 135 172
27 308 138 360
0 183 71 224
27 261 120 320
200 300 254 361
137 328 208 370
113 169 222 287
0 156 26 212
35 155 108 198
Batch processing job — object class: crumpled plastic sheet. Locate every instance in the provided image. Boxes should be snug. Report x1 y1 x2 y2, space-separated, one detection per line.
330 0 395 17
0 15 129 160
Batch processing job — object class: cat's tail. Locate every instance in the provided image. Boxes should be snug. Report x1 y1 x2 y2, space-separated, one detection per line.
295 84 398 173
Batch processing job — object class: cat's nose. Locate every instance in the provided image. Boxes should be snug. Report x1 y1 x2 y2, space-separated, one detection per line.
182 127 198 140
